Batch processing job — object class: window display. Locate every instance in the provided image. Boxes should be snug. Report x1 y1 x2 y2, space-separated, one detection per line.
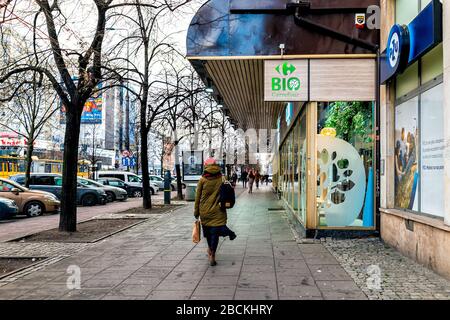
394 98 419 211
316 102 375 228
420 84 444 217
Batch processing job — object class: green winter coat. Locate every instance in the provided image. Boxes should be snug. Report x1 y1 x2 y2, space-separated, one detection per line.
194 164 227 227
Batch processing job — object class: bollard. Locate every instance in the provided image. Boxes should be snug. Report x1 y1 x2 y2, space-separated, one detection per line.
164 170 171 205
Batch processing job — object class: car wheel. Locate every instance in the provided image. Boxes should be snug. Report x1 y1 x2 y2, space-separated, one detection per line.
171 185 175 192
182 183 186 189
106 191 115 203
151 188 155 196
81 194 97 206
133 190 143 198
24 201 44 217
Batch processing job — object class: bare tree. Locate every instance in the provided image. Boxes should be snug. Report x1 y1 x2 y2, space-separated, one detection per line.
0 75 58 187
0 0 193 231
106 0 192 208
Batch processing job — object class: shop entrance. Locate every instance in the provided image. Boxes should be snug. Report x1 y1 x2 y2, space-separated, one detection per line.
278 100 377 234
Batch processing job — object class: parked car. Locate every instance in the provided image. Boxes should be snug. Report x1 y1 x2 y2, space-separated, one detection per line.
9 174 107 207
147 175 186 191
0 197 18 219
0 178 60 217
97 171 158 195
78 177 128 202
97 178 144 197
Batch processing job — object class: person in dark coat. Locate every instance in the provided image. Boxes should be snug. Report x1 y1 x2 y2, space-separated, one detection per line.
241 169 248 188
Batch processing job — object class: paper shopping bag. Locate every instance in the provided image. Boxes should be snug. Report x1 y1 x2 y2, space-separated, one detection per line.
192 220 201 244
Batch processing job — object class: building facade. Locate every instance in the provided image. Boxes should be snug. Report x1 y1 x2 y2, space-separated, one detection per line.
187 0 450 278
379 0 450 278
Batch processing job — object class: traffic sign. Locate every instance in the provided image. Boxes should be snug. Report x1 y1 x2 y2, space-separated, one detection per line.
121 157 130 166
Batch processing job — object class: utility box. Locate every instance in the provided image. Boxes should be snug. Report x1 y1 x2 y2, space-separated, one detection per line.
185 183 197 201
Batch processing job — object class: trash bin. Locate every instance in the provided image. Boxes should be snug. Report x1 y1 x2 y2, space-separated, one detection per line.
185 183 197 201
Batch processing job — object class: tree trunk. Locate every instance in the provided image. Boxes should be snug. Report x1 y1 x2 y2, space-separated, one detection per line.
24 139 34 188
59 107 81 232
140 127 152 209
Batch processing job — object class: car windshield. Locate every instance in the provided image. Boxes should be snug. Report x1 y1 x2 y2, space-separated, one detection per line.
0 179 22 191
55 177 63 186
79 178 102 187
128 175 141 183
109 180 125 187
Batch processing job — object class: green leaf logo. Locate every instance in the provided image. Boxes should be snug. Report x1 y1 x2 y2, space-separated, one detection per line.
275 62 296 76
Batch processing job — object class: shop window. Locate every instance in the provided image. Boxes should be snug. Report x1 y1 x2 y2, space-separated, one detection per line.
394 97 419 211
421 0 432 10
396 62 419 99
420 84 444 217
394 82 444 218
293 121 299 211
298 113 307 224
396 0 419 25
421 43 443 84
316 102 375 228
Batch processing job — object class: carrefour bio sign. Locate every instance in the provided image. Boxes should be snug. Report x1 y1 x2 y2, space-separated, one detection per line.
272 62 301 91
265 60 308 102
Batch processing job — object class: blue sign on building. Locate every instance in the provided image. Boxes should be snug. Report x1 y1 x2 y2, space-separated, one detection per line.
381 0 442 83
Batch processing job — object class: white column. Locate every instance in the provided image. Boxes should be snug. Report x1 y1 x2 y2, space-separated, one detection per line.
444 0 450 226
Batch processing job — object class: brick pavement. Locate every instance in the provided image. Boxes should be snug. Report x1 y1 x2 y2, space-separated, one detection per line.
324 238 450 300
0 194 173 242
0 186 448 300
0 186 366 300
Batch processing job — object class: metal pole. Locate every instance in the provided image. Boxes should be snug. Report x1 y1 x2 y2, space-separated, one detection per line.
164 170 171 204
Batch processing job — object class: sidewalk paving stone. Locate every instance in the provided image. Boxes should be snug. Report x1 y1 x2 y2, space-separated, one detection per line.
5 186 446 300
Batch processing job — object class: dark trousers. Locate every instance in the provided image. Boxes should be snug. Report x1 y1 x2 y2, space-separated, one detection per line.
202 225 234 253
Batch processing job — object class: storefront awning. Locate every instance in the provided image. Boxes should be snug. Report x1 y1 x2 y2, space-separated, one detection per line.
187 0 380 130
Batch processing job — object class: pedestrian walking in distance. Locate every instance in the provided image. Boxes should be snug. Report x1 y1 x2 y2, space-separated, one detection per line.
241 169 248 188
231 171 238 187
255 170 261 189
194 157 237 266
248 169 255 194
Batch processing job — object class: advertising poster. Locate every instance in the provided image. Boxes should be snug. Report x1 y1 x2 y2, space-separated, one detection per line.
60 81 103 124
420 84 444 217
394 99 419 211
182 151 204 181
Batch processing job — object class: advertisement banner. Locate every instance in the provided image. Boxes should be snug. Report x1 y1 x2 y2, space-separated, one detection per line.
60 81 103 124
182 151 204 181
394 99 419 211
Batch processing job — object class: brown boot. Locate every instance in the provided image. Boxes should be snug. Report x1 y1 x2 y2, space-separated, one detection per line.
207 248 212 259
210 253 217 266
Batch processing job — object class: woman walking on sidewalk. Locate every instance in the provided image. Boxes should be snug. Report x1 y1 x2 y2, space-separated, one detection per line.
194 157 236 266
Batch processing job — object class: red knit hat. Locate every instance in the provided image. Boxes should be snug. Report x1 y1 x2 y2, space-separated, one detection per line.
204 157 217 166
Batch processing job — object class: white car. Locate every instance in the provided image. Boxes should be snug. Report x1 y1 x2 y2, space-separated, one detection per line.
97 171 159 194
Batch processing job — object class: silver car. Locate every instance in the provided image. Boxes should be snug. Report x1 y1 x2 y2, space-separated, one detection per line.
78 177 128 202
149 175 186 191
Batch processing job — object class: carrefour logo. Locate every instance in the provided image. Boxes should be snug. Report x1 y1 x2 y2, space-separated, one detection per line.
272 62 301 91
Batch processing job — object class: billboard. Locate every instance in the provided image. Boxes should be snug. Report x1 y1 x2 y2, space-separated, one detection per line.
60 81 103 124
182 151 204 181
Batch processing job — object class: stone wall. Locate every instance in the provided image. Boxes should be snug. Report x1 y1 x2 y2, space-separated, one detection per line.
381 210 450 279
